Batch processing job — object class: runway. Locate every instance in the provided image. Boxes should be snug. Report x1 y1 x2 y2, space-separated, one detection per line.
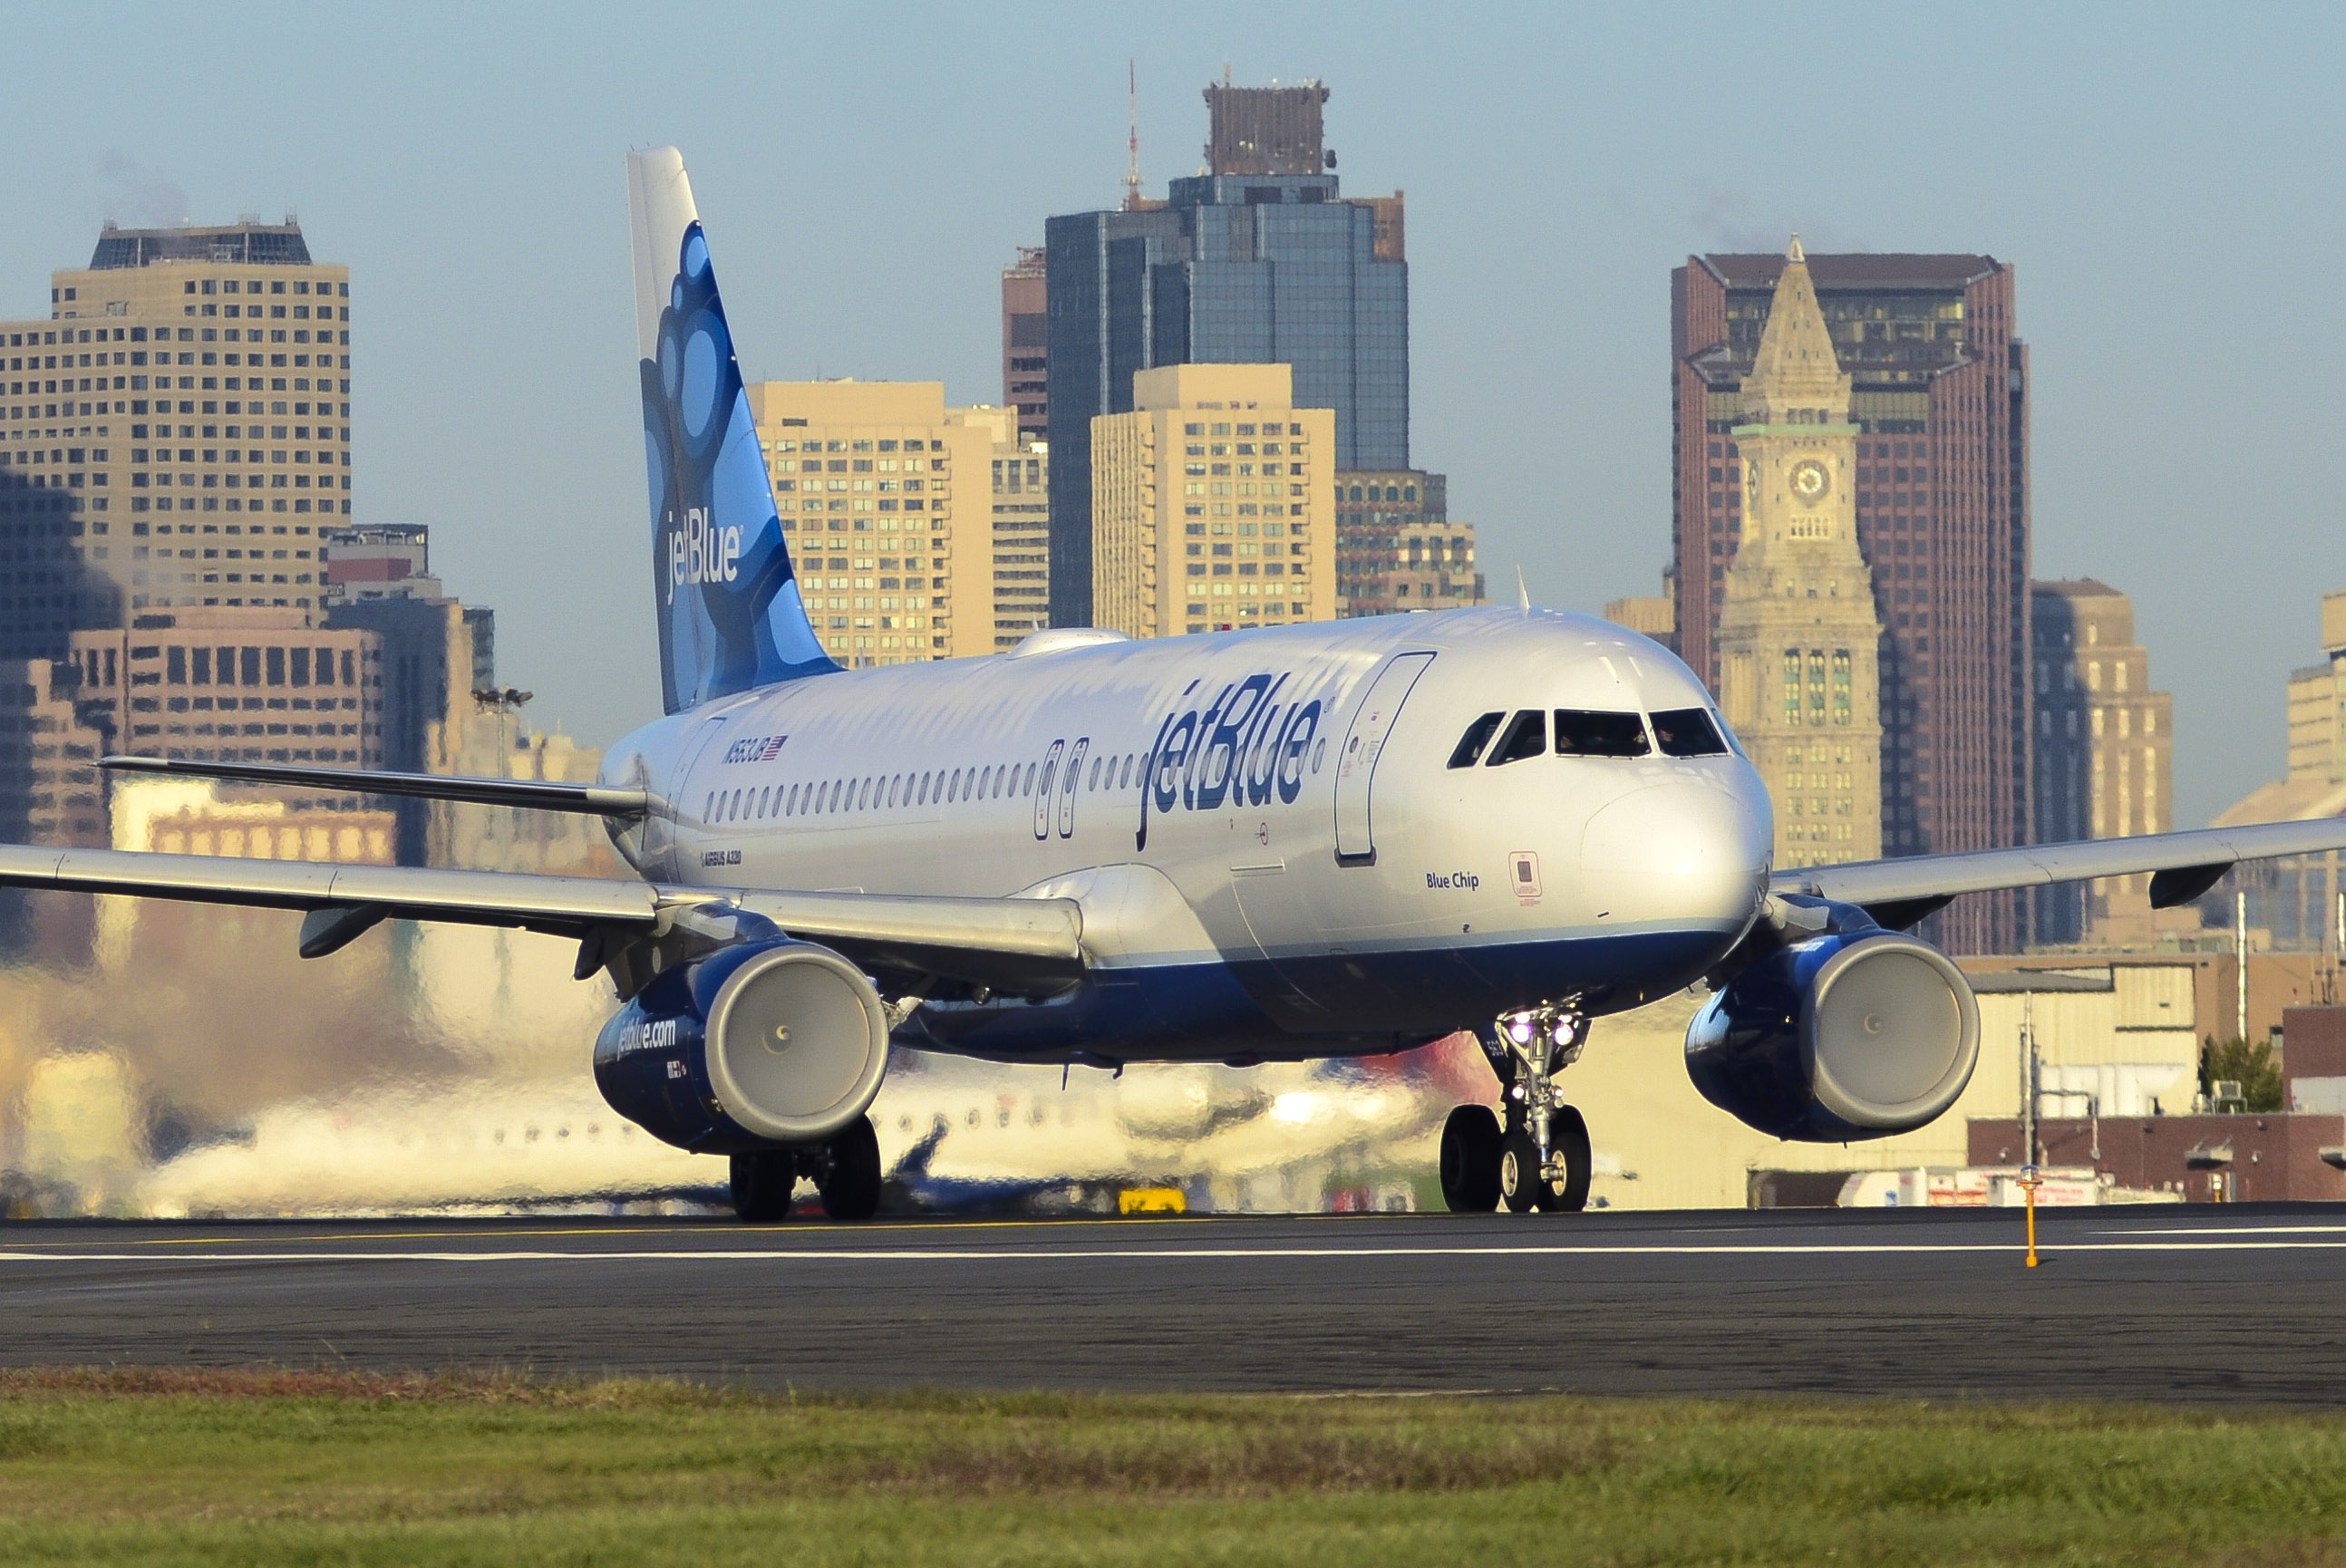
4 1205 2344 1404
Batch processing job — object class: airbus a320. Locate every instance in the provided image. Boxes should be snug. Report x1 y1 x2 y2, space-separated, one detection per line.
10 149 2339 1221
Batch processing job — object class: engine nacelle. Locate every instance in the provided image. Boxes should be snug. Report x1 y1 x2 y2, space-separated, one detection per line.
1685 928 1979 1142
594 937 891 1154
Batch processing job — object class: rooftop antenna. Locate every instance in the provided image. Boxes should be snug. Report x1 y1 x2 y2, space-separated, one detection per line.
1122 60 1143 211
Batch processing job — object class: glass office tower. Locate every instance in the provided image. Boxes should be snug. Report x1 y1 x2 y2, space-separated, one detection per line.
1044 82 1407 626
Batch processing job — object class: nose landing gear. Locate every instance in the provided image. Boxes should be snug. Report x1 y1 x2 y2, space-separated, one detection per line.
1440 1003 1593 1214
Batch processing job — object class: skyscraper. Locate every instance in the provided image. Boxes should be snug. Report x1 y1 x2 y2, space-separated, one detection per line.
1711 242 1885 871
2031 579 2176 947
1000 247 1047 445
1088 363 1333 640
1045 80 1407 627
745 381 993 665
945 403 1051 651
1672 251 2029 952
0 219 351 862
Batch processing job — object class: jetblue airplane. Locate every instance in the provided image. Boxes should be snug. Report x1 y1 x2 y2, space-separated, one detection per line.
9 148 2342 1222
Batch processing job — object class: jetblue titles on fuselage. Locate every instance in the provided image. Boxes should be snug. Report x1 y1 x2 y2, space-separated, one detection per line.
1137 672 1323 848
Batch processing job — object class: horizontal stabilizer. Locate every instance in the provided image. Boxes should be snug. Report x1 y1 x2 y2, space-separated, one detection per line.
101 755 648 817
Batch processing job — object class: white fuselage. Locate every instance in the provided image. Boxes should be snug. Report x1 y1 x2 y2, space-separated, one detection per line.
598 607 1775 1063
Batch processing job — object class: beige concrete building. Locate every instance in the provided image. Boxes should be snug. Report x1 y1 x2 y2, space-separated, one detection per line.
2213 588 2346 952
1711 240 1884 870
69 605 382 769
1089 363 1334 639
2031 579 2179 946
746 382 990 666
1386 519 1485 614
1604 589 1676 643
0 658 106 846
1332 469 1486 618
0 222 352 623
945 405 1050 651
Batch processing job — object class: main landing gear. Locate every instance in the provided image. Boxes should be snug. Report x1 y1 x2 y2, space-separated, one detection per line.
1440 1003 1593 1214
730 1114 884 1223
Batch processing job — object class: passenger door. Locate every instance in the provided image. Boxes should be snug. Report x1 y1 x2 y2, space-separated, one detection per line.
651 713 731 877
1332 652 1435 862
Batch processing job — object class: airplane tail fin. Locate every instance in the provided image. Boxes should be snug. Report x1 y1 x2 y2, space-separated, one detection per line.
627 147 835 714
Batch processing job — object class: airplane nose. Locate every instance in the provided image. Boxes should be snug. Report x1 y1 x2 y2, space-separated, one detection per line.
1578 781 1769 930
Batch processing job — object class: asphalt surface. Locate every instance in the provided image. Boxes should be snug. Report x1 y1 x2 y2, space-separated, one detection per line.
3 1205 2344 1403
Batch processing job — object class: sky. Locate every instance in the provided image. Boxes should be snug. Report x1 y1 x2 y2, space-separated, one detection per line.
5 2 2341 830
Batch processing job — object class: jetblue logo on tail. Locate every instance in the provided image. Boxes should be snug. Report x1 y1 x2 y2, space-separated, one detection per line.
665 506 742 604
638 214 836 711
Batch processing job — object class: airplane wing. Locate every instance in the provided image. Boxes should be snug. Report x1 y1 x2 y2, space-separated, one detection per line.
0 844 1084 996
1772 818 2346 931
100 754 649 817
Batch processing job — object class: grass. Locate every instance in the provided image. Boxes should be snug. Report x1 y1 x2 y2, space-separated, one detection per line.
0 1370 2341 1564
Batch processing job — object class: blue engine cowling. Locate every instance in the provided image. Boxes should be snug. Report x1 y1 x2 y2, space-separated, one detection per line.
1685 927 1980 1142
594 934 891 1155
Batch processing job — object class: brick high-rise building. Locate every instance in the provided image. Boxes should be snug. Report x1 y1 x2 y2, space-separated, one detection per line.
1000 247 1047 445
1672 251 2030 952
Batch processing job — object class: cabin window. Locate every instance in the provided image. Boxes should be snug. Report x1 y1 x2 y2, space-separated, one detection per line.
1554 710 1651 759
1651 708 1729 758
1448 711 1506 769
1485 710 1546 767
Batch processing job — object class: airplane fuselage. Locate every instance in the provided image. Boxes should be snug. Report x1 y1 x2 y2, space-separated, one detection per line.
598 607 1776 1066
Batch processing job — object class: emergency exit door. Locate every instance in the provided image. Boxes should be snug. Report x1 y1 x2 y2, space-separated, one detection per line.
1333 652 1435 862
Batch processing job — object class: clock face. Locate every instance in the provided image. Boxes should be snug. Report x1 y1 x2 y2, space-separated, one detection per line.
1789 459 1831 506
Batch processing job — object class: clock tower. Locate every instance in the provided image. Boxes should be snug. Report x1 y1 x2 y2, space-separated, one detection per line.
1713 237 1884 870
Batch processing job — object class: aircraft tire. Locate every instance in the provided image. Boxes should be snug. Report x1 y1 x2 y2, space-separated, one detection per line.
1498 1127 1543 1214
819 1115 883 1223
1439 1105 1502 1212
1537 1105 1593 1214
730 1150 797 1223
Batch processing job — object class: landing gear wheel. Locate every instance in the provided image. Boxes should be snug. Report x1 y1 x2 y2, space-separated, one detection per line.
1537 1104 1593 1214
1498 1128 1544 1214
818 1115 883 1223
1440 1105 1502 1213
730 1150 797 1223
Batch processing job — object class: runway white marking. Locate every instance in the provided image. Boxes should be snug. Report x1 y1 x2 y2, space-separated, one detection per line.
5 1235 2346 1265
2096 1225 2346 1236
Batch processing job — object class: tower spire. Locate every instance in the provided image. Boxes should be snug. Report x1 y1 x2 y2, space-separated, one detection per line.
1122 61 1143 212
1744 236 1848 425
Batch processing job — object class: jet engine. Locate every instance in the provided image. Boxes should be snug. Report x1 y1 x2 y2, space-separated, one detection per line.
1684 926 1979 1142
594 937 892 1153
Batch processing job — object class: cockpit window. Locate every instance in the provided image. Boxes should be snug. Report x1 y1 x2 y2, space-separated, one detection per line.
1651 707 1730 758
1553 710 1651 759
1448 711 1506 769
1485 709 1547 766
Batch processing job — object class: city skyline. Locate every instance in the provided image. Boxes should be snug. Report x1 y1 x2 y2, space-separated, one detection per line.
1 5 2339 832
